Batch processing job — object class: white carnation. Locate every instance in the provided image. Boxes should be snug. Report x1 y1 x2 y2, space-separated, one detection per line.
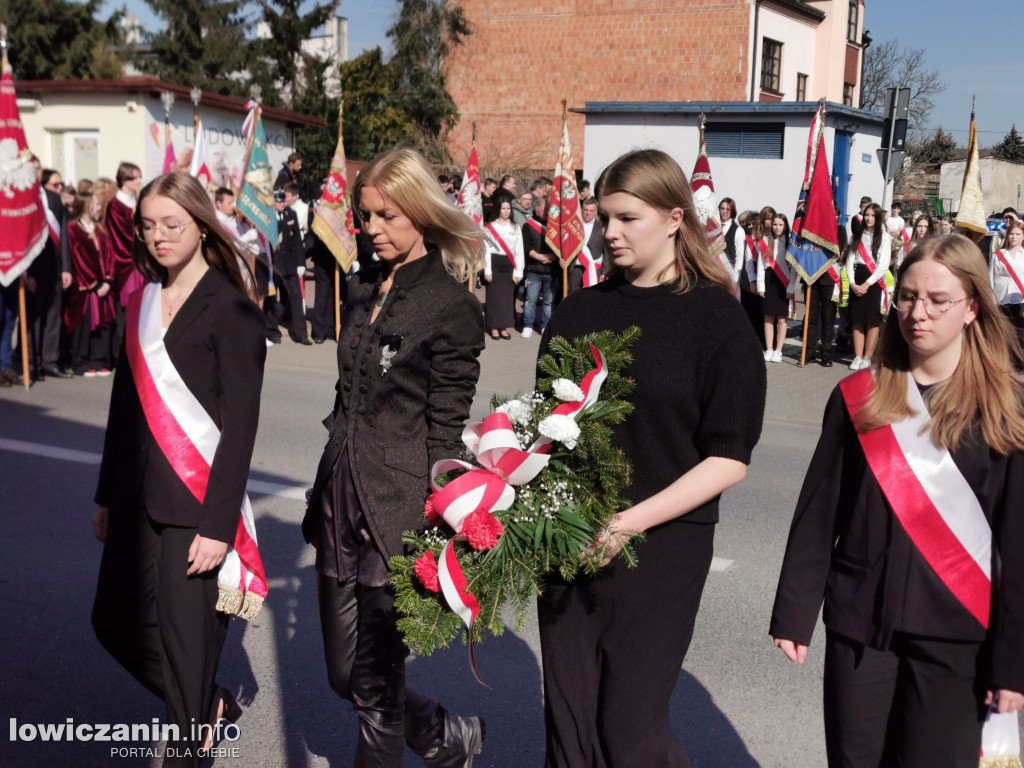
537 414 581 450
496 399 531 426
551 378 585 403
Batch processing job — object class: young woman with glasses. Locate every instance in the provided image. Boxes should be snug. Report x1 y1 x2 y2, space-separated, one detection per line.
771 234 1024 766
92 172 265 766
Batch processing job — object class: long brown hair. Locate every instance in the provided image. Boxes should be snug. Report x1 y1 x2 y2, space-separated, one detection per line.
354 148 485 282
132 172 253 297
594 149 732 293
855 234 1024 453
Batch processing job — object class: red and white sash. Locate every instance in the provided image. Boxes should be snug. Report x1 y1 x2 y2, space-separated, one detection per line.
525 218 544 235
841 369 1020 760
994 250 1024 300
126 282 268 621
899 228 913 255
857 240 889 311
826 262 842 302
485 223 518 270
761 239 797 315
41 188 60 248
425 344 609 684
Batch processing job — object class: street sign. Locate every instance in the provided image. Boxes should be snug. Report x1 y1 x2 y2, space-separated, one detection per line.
877 148 907 181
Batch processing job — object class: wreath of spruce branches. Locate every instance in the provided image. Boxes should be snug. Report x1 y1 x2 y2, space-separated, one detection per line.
389 327 641 655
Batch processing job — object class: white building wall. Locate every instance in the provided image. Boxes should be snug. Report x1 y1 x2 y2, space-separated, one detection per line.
755 7 818 100
940 157 1024 215
581 111 884 223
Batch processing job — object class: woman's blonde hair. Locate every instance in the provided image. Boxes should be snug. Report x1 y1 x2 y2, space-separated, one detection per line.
354 148 484 283
855 233 1024 453
133 172 254 298
594 149 732 293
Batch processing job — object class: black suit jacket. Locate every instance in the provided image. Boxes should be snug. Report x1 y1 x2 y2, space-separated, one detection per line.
302 251 485 557
29 189 71 279
275 207 303 276
95 268 267 543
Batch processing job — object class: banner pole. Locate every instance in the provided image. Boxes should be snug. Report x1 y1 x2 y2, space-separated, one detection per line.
800 284 812 367
18 276 29 387
334 262 341 341
562 266 569 299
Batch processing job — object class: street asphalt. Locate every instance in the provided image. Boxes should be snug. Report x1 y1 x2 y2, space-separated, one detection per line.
1 295 1018 767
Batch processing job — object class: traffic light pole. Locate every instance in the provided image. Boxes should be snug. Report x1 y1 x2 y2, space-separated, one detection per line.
880 111 897 211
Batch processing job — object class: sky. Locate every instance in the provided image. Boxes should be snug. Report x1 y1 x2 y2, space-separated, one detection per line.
96 0 1016 148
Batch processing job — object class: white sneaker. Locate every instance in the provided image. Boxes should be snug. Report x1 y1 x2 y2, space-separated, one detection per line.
764 349 772 362
860 357 871 370
850 356 863 370
771 349 783 363
266 339 274 348
521 328 533 339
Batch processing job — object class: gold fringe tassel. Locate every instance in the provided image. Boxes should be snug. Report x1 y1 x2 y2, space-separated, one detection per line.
980 756 1024 768
216 586 265 622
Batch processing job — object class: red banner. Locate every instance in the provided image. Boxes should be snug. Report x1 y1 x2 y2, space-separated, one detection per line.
691 129 726 258
458 145 483 226
0 57 47 287
546 113 585 269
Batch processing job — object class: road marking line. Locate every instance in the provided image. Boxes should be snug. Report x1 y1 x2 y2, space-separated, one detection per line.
0 438 308 499
710 557 734 572
0 437 101 465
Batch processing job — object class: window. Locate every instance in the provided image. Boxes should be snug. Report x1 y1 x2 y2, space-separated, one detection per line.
705 123 785 160
847 1 859 43
760 38 782 93
796 73 808 101
843 83 855 106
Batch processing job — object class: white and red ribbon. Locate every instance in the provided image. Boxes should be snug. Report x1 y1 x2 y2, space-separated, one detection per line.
427 343 608 683
41 187 60 248
485 222 518 271
126 282 268 620
841 369 1021 760
857 240 889 312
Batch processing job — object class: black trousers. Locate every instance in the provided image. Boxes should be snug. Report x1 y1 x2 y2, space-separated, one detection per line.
311 257 341 341
279 272 309 341
806 280 838 359
537 522 715 768
317 575 447 768
71 319 113 374
92 508 229 767
823 629 985 768
26 258 63 370
740 286 766 350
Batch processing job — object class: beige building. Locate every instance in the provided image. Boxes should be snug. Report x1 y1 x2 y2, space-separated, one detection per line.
16 76 323 188
940 156 1024 217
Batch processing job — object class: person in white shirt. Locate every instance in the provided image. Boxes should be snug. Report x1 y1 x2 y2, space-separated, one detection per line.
846 203 891 369
718 197 746 292
568 197 603 291
990 219 1024 343
886 201 905 237
757 214 796 363
989 207 1019 259
482 189 523 340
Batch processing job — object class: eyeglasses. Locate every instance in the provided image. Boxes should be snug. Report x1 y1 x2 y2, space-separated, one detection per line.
136 221 191 242
894 293 972 319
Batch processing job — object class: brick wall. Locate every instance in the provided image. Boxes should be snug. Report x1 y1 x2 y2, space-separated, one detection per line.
445 0 751 167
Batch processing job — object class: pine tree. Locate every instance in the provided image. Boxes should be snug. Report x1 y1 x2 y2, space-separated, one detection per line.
993 125 1024 163
337 48 413 161
250 0 339 106
141 0 250 96
0 0 124 80
913 127 957 165
386 0 471 161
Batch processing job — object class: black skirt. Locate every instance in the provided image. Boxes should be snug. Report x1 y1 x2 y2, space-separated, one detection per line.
848 263 883 328
763 267 790 317
485 252 516 330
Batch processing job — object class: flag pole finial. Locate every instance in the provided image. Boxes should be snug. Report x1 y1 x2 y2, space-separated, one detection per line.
249 84 262 106
160 90 175 122
0 23 7 49
561 98 567 121
698 112 706 133
472 121 476 145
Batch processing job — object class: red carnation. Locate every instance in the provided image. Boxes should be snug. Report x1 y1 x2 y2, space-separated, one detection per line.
461 509 505 551
424 495 443 527
414 552 441 592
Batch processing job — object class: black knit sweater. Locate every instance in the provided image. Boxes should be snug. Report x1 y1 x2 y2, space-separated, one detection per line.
538 275 766 525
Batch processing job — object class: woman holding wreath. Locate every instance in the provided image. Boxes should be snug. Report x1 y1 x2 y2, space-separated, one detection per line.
536 149 766 768
302 148 487 767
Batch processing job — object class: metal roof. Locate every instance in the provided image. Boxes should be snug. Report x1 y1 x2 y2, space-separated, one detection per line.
571 101 884 125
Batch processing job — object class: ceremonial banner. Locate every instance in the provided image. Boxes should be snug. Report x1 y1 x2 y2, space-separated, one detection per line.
162 122 176 175
545 108 585 270
311 106 358 272
955 105 987 236
0 49 47 287
690 119 726 260
787 104 840 285
457 144 483 226
236 103 277 247
188 114 213 191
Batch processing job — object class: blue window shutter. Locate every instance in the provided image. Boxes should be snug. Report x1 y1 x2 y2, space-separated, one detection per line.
705 123 784 159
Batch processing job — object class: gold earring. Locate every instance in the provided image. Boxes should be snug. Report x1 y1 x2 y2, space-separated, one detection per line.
200 232 207 242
